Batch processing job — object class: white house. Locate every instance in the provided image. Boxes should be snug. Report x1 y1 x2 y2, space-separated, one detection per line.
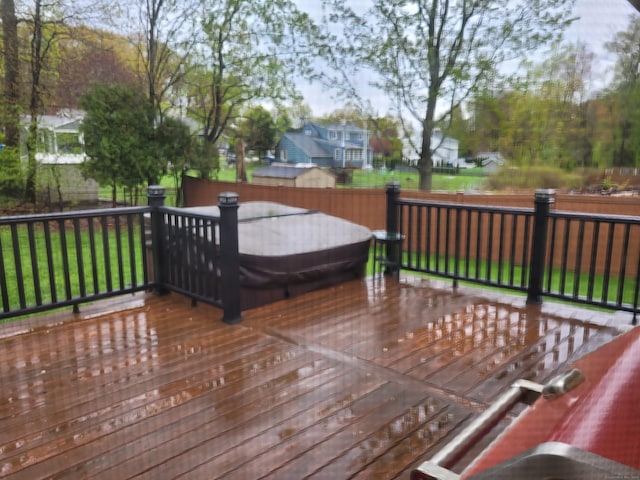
22 110 98 204
474 152 506 174
431 129 459 166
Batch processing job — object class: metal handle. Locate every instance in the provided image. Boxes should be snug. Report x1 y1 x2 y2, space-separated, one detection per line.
411 379 545 480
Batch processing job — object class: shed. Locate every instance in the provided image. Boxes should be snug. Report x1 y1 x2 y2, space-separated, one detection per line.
252 163 336 188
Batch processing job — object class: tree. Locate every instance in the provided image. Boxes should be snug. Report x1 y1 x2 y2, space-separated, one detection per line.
54 28 139 108
18 0 98 203
606 16 640 167
2 0 20 149
79 84 159 206
157 116 192 206
322 0 575 190
236 106 277 159
188 0 323 160
0 0 23 196
368 115 404 163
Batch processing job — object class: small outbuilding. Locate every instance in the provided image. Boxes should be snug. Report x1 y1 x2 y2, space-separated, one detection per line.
252 163 336 188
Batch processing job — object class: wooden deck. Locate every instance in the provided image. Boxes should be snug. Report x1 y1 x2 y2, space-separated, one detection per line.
0 276 628 479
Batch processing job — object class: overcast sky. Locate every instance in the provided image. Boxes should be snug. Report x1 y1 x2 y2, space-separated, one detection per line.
293 0 640 117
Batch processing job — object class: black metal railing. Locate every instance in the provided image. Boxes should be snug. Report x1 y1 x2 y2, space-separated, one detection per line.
0 206 150 320
385 182 639 323
0 188 243 324
543 209 640 316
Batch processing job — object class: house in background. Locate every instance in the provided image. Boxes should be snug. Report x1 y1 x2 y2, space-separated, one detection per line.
473 152 506 174
430 129 460 167
276 122 372 169
252 163 336 188
22 110 98 205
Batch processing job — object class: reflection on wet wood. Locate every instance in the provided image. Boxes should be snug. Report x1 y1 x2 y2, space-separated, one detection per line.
0 276 619 479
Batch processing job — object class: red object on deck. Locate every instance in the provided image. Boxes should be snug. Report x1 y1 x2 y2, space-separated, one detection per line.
461 327 640 478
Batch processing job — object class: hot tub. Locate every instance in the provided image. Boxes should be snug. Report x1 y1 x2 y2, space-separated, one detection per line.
183 202 372 309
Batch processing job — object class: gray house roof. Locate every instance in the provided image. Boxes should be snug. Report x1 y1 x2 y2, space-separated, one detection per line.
283 132 334 158
253 164 318 179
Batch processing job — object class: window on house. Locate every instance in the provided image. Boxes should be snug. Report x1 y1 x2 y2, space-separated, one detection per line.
329 130 337 140
346 150 362 162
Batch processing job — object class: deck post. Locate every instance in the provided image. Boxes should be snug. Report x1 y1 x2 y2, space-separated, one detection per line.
219 192 243 324
527 189 555 305
148 185 168 295
385 181 402 276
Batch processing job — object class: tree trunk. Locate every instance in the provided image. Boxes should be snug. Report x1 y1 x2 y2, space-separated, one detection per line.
1 0 20 148
235 140 247 183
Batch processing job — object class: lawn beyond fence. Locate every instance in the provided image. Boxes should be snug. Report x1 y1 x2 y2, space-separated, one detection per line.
0 208 150 320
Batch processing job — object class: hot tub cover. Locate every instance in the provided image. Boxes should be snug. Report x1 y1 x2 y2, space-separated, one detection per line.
183 201 372 308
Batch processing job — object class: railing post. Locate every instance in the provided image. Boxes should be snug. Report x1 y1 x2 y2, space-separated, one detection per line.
385 181 402 276
219 192 243 324
527 189 555 305
386 181 401 233
147 185 168 295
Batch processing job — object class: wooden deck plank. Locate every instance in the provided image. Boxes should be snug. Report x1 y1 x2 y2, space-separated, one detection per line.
0 277 622 479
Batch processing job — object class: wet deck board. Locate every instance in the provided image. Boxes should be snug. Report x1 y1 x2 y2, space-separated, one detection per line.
0 276 622 479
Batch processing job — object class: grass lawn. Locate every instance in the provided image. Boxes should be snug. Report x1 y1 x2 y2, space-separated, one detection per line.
1 221 145 315
395 251 638 307
215 162 487 192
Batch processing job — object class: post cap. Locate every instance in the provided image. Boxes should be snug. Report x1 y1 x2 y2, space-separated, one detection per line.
386 181 401 193
147 185 166 197
218 192 239 206
534 189 556 203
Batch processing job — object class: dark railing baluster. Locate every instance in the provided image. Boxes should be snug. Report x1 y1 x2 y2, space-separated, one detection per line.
464 210 472 278
601 222 615 305
559 218 571 296
475 211 483 281
435 206 442 273
545 216 557 293
58 219 72 302
27 222 42 306
508 213 517 287
444 207 451 275
101 215 113 293
454 206 461 287
139 212 149 286
497 213 505 285
73 217 86 299
617 223 631 307
586 222 600 302
10 224 26 309
87 216 99 294
633 253 639 325
487 212 494 283
0 230 9 312
114 215 124 291
127 214 137 288
573 219 585 300
426 205 432 271
521 214 532 289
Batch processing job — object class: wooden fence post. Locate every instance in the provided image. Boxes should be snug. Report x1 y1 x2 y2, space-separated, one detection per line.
527 189 555 305
219 192 243 324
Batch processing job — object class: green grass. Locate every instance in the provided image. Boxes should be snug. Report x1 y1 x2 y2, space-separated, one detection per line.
215 163 487 191
396 251 638 307
1 221 145 314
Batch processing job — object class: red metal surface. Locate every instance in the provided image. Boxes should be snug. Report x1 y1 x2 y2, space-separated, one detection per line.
462 327 640 478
